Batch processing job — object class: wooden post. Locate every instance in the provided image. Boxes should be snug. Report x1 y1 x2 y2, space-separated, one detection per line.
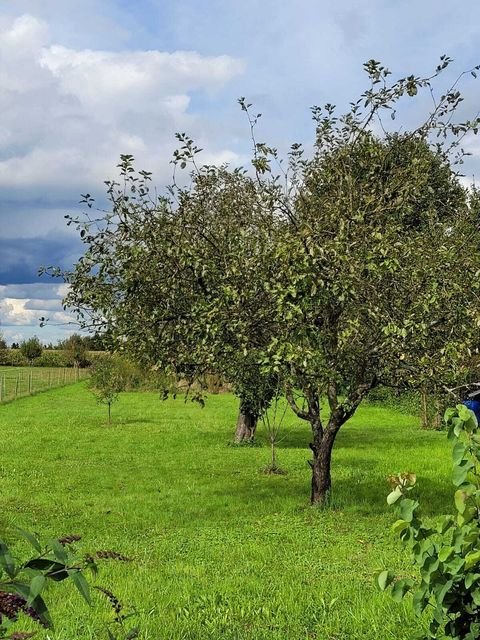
0 376 3 402
63 368 67 385
29 371 33 394
48 370 52 388
15 376 19 399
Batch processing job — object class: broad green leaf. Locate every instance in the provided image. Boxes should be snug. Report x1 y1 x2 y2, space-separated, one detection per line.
376 570 394 591
399 499 418 523
452 441 467 466
387 487 403 505
438 546 454 562
465 550 480 570
28 574 46 604
392 519 409 534
391 579 411 602
454 489 468 514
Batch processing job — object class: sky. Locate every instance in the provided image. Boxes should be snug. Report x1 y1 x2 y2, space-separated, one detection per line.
1 0 480 345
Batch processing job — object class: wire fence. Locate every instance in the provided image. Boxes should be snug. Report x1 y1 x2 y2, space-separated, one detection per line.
0 367 90 403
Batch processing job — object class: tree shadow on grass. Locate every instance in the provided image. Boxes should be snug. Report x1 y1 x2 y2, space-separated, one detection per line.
104 417 159 427
267 412 434 450
212 455 452 518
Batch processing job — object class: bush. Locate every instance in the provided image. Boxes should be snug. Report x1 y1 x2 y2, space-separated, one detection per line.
379 405 480 639
0 530 137 639
0 349 28 367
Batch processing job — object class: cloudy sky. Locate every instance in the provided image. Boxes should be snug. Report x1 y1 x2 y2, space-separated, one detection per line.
1 0 480 344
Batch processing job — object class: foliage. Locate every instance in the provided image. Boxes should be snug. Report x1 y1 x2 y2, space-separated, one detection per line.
0 531 137 640
0 335 7 351
380 405 480 639
19 339 42 365
0 349 97 368
0 531 94 637
46 57 480 503
61 334 89 368
89 356 126 424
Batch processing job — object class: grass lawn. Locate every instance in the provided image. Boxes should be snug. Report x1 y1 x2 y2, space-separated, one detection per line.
0 384 453 639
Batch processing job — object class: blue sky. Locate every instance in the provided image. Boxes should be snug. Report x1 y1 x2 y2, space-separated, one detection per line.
1 0 480 344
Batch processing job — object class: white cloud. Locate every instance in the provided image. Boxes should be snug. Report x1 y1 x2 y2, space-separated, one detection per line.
0 14 245 194
0 296 72 327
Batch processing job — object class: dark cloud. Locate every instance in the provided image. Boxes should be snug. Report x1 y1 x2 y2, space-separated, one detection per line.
0 233 82 285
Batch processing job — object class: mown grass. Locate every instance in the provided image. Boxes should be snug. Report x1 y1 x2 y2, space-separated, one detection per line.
0 384 453 639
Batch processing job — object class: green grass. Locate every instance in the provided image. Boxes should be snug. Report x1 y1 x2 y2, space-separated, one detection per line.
0 385 453 639
0 366 89 402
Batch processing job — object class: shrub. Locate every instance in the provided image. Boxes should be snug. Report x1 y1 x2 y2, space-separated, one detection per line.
379 405 480 639
19 338 42 365
0 530 137 639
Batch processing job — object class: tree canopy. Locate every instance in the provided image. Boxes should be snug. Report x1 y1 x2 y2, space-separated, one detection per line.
48 57 480 503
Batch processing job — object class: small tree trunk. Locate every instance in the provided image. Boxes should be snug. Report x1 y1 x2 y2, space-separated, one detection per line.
108 402 111 426
234 405 257 442
310 417 339 505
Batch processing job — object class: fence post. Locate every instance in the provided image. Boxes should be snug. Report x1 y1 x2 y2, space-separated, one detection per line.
15 376 19 399
29 371 32 394
48 370 52 388
0 376 3 402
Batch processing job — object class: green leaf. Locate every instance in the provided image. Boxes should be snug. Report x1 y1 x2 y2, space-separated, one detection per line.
454 489 468 514
376 570 394 591
452 460 473 487
24 558 69 581
465 550 480 570
29 594 53 628
392 519 409 534
444 556 465 576
399 499 419 523
437 515 454 534
391 579 412 602
412 583 430 615
15 527 42 553
28 574 46 604
70 570 91 605
465 573 480 589
452 441 467 466
387 487 403 505
438 546 455 562
472 588 480 606
0 539 16 578
50 539 68 563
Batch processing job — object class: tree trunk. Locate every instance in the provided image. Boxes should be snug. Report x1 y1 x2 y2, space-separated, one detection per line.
421 388 429 429
310 417 339 504
234 406 257 442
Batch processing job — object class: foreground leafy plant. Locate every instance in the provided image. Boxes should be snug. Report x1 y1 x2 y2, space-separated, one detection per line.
379 405 480 639
0 532 135 639
0 531 95 636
